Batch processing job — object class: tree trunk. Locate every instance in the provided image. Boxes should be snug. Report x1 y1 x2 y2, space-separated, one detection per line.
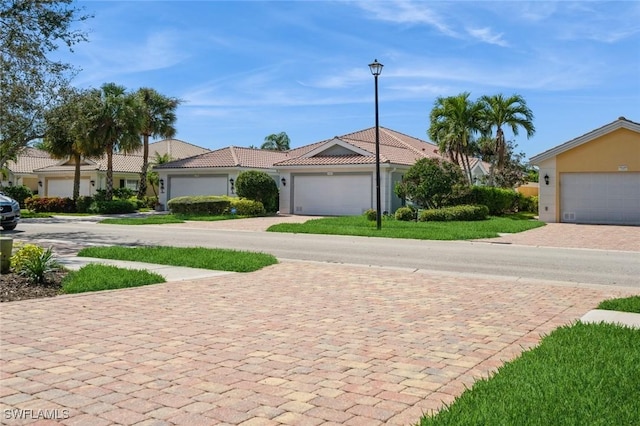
106 145 113 200
73 153 81 200
138 134 149 199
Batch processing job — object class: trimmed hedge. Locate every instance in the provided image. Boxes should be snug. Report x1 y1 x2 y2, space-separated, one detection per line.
464 186 517 215
395 206 415 221
25 196 76 213
168 196 231 215
229 198 265 216
419 204 489 222
89 199 138 214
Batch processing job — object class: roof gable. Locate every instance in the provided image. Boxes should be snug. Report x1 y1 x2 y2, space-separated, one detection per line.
301 138 372 159
530 117 640 164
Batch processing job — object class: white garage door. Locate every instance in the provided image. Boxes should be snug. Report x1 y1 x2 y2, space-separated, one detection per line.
168 176 228 200
561 172 640 225
47 179 91 197
292 174 372 216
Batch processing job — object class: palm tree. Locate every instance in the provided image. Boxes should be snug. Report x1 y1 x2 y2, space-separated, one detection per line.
86 83 142 200
479 94 535 176
428 93 483 183
261 132 290 151
135 88 180 199
42 89 103 200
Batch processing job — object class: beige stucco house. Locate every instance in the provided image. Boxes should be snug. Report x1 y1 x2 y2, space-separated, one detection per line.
2 139 210 197
530 117 640 225
156 127 488 216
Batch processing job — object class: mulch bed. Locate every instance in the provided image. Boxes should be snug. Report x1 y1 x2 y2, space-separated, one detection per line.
0 271 67 303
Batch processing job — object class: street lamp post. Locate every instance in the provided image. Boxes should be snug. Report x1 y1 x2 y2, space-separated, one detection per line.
369 59 383 230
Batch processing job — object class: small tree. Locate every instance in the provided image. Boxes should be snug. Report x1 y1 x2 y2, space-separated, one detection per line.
395 158 468 209
235 170 279 213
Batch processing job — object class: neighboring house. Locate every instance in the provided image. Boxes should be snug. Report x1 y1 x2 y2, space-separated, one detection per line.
530 117 640 225
2 139 210 198
156 127 488 216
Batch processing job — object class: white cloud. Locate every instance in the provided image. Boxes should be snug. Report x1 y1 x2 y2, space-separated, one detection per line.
466 27 509 47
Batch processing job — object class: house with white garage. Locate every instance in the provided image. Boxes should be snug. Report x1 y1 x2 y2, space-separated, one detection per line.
2 139 210 197
530 117 640 225
156 127 486 216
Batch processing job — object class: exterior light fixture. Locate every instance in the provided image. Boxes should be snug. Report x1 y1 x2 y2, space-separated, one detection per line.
159 178 165 193
90 180 95 187
229 178 235 194
38 180 43 187
368 59 383 230
544 174 550 185
281 177 286 186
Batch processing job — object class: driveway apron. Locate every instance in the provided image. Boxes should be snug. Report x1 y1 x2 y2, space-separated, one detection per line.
1 261 635 425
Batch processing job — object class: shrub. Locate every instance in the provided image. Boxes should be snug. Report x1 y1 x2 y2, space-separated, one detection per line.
75 196 93 213
395 157 469 209
89 199 138 214
235 171 279 213
18 247 61 285
2 185 32 208
395 206 415 221
364 209 377 221
11 243 44 273
168 196 231 215
229 198 265 216
464 186 518 215
515 193 538 213
419 204 489 222
25 196 76 213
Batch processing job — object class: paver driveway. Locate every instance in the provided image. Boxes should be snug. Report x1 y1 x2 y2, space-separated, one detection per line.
1 261 635 425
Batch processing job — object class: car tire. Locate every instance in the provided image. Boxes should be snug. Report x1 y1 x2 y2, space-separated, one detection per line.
2 225 17 231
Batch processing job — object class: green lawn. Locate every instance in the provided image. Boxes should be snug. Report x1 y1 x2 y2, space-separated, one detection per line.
99 215 185 225
61 264 165 294
598 295 640 313
77 245 278 272
268 213 544 240
417 321 640 426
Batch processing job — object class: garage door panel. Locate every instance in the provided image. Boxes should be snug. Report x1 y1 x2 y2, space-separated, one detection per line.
47 179 90 197
293 174 372 216
169 176 228 200
561 173 640 225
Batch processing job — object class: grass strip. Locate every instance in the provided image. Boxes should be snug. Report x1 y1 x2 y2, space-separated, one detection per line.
268 214 544 240
99 215 185 225
76 245 277 272
598 295 640 313
61 264 165 294
417 322 640 426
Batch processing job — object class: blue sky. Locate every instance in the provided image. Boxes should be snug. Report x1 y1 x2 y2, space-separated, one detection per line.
61 1 640 160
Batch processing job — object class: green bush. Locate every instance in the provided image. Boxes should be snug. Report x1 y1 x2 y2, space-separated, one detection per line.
419 204 489 222
364 208 377 221
89 199 138 214
25 196 76 213
395 206 415 221
2 185 32 208
229 198 265 216
167 196 231 215
235 171 279 213
515 193 538 213
464 186 518 215
75 196 93 213
11 243 44 273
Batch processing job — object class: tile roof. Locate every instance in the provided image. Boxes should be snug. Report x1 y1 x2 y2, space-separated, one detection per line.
9 139 210 175
158 127 446 170
6 148 59 174
155 146 290 169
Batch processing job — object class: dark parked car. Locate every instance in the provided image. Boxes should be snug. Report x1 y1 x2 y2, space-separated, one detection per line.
0 192 20 230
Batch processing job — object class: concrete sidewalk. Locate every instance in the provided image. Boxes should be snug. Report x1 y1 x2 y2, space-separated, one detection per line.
58 257 235 282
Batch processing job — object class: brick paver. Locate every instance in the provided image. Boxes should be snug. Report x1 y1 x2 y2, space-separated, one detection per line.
1 260 636 425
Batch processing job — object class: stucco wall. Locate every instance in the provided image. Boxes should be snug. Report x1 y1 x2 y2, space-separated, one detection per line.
556 128 640 172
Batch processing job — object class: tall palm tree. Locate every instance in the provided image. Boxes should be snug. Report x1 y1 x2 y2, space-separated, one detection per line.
86 83 142 200
428 93 483 183
43 89 103 200
479 93 535 174
135 88 180 199
261 132 290 151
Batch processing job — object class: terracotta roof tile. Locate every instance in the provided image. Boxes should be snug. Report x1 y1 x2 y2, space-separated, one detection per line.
6 148 59 174
155 146 289 169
